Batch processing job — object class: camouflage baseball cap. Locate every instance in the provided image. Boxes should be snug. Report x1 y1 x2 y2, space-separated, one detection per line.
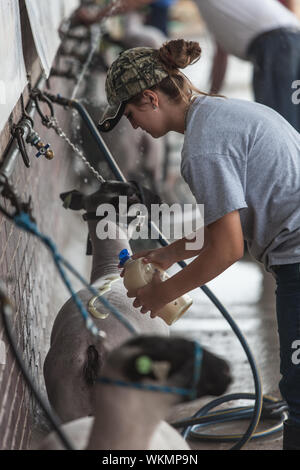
98 47 169 132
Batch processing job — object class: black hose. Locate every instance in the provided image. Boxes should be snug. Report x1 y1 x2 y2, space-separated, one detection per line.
178 394 287 443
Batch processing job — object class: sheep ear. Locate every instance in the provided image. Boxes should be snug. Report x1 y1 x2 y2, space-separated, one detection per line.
60 190 84 210
151 361 171 382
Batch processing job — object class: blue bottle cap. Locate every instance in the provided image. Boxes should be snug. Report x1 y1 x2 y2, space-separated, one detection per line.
119 249 131 267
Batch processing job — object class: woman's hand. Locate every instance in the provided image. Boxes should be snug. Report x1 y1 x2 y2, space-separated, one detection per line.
127 270 169 317
118 246 176 277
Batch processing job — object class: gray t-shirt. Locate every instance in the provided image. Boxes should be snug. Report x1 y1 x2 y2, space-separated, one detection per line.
195 0 300 59
181 95 300 271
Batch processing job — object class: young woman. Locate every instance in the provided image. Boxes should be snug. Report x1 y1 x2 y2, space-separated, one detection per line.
99 39 300 449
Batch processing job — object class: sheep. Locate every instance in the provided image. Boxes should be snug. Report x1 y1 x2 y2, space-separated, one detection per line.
39 335 232 450
43 181 168 423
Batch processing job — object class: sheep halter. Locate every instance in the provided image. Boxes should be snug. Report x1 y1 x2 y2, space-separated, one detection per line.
97 341 203 401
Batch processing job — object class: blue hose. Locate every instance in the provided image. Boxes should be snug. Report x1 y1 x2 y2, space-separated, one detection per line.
13 212 138 337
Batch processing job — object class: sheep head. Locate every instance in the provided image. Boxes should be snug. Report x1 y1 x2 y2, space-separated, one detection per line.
60 180 161 214
99 335 232 402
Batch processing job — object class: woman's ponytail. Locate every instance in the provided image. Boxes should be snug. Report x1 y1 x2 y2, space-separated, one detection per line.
158 39 202 72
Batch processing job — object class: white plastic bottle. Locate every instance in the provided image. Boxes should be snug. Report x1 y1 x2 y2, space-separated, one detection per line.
118 249 193 325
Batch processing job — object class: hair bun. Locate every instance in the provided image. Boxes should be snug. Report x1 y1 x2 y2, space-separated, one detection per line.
158 39 202 71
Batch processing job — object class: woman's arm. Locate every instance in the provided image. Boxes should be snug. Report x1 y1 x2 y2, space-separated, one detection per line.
129 227 207 270
129 210 244 315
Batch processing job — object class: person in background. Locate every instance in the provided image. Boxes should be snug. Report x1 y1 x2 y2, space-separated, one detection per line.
99 38 300 450
145 0 178 37
74 0 300 133
73 0 176 36
73 0 154 25
195 0 300 132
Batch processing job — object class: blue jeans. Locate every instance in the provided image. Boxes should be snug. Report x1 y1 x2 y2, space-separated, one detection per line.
274 263 300 425
146 5 170 36
247 28 300 133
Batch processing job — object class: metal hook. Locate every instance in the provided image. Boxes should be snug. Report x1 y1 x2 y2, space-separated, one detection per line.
20 94 34 128
12 124 31 168
9 95 37 168
30 88 55 127
43 92 73 108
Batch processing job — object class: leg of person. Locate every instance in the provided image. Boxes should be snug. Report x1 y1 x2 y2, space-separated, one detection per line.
274 263 300 449
146 4 169 36
249 29 300 133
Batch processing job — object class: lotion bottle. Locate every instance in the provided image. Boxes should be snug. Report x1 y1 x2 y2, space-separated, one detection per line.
118 249 193 325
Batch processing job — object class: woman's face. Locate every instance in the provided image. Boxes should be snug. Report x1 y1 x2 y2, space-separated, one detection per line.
124 91 169 138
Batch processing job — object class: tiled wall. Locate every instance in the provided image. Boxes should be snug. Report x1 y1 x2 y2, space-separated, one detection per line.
0 1 83 449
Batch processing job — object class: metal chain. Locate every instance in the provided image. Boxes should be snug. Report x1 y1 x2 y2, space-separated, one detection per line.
47 116 106 183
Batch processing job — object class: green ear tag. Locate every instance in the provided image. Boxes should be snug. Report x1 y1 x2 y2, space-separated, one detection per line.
62 193 73 209
135 355 153 375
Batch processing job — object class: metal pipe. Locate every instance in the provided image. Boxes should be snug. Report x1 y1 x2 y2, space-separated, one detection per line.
0 75 46 194
72 100 127 182
70 25 102 100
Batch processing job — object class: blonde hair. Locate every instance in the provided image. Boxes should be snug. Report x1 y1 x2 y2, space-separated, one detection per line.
129 39 217 106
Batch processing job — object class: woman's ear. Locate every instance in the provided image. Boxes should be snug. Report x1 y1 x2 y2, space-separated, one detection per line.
142 89 159 109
